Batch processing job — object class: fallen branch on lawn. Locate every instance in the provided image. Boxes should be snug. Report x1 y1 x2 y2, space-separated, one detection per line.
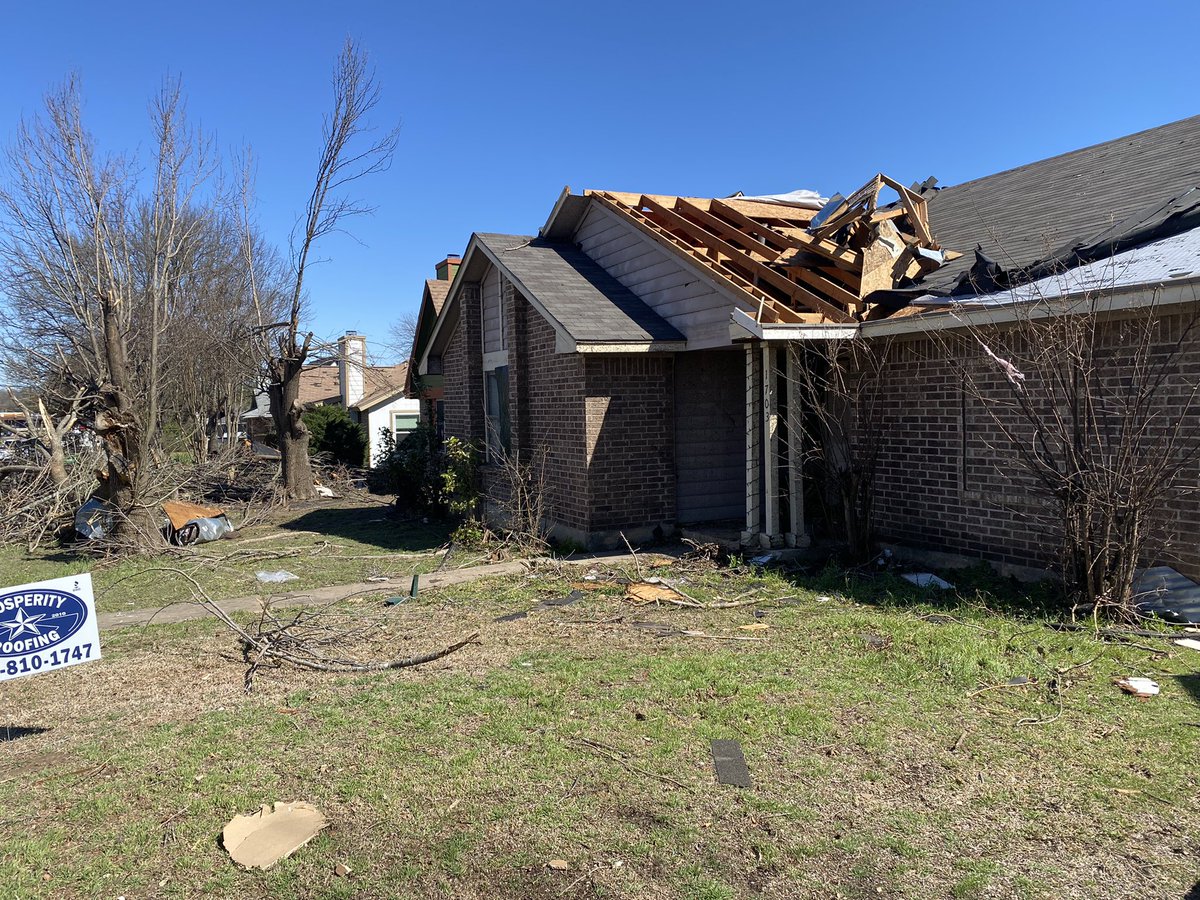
567 736 692 790
154 566 479 691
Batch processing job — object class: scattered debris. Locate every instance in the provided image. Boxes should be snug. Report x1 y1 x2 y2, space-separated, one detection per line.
739 622 770 632
627 581 687 604
749 552 781 566
815 595 834 603
547 859 570 871
365 575 390 583
861 633 891 651
384 596 407 607
1174 638 1200 652
256 570 300 584
1006 675 1031 687
537 590 584 609
493 611 528 623
1114 677 1160 698
73 498 114 540
711 739 752 788
1133 566 1200 624
313 484 335 499
162 500 233 545
902 573 954 590
222 801 328 870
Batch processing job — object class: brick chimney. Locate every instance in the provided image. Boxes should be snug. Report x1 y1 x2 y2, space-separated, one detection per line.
435 254 461 282
338 331 366 409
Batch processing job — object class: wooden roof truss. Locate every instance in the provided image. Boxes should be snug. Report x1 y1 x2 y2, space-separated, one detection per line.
588 175 958 325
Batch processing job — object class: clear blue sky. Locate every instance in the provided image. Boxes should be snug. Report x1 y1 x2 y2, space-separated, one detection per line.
1 0 1197 363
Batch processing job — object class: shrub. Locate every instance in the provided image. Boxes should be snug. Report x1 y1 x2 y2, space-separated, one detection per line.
303 405 367 466
370 424 441 511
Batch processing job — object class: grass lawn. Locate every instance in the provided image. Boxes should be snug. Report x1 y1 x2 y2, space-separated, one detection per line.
0 499 459 614
1 558 1197 898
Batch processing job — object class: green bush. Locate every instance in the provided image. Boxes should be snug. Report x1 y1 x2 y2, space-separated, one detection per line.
370 428 479 518
370 424 441 510
303 405 367 466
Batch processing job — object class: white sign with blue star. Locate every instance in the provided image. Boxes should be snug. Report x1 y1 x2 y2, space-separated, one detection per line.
0 574 101 682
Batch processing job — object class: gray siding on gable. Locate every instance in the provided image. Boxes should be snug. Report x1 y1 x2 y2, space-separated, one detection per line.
482 265 503 353
573 203 747 349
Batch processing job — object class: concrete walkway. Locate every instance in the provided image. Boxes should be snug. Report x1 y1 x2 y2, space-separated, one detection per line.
98 560 530 631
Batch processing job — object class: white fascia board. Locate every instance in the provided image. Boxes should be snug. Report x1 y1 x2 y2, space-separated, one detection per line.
729 307 860 341
573 341 687 353
860 277 1200 338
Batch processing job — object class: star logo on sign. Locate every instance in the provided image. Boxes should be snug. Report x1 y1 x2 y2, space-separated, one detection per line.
1 608 48 639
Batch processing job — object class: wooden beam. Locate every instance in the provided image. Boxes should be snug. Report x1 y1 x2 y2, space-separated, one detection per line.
674 198 782 263
590 192 819 324
637 195 852 323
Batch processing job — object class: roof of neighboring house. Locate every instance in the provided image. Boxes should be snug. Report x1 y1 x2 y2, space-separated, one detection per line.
914 114 1200 296
473 232 685 344
426 279 450 314
355 362 409 411
297 366 341 406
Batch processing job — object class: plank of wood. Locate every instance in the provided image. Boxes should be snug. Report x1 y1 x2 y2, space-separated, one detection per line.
674 199 782 262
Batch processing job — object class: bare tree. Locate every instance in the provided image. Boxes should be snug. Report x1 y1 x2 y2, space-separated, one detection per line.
938 287 1200 622
783 338 891 562
249 39 398 500
0 76 218 546
386 310 420 364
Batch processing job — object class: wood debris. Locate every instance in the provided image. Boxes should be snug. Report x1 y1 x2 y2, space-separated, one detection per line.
588 177 958 325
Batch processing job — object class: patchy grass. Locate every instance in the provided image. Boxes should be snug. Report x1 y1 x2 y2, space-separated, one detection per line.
0 500 458 614
1 559 1198 898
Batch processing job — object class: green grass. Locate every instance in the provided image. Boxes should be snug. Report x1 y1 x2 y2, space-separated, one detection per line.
1 560 1198 898
0 501 456 613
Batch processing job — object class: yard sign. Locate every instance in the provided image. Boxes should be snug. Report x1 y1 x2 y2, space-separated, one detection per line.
0 574 101 682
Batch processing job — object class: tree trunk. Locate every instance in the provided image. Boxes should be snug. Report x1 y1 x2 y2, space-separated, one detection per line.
269 358 315 500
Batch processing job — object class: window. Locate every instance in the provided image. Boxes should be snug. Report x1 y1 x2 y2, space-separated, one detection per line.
485 366 510 460
391 412 419 440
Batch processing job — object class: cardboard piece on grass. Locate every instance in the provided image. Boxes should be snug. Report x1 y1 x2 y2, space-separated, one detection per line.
627 582 686 604
222 801 328 870
711 739 752 788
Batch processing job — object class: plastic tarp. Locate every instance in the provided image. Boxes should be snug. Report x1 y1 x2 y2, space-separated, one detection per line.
732 189 828 211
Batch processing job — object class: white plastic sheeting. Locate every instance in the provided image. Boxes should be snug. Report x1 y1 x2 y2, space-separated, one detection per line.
732 189 828 210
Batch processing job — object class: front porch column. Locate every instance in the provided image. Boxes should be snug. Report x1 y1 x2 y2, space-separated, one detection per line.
742 342 761 545
761 345 781 547
785 346 810 547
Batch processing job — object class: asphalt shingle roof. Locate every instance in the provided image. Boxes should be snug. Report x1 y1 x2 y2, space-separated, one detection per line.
474 233 685 344
921 114 1200 294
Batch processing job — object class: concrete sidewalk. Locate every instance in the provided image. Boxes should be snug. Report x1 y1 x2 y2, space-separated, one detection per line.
98 560 529 630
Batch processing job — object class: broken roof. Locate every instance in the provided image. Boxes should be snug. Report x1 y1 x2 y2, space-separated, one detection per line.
473 232 685 345
918 114 1200 296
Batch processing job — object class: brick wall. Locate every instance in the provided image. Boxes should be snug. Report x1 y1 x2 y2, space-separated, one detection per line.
442 284 483 446
584 355 676 532
864 309 1200 580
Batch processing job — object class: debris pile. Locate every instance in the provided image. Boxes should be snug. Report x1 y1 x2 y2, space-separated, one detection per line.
589 176 958 326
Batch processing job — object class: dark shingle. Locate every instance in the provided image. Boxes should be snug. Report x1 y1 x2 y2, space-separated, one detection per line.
474 233 684 343
921 114 1200 293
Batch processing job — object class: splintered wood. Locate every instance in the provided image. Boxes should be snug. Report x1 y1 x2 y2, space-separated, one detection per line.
587 176 958 325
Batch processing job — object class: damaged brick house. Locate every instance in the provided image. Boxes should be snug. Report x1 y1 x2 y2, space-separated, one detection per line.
416 115 1200 578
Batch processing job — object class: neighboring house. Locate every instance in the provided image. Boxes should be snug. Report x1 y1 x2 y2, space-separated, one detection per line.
243 332 419 464
404 254 459 441
417 115 1200 579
